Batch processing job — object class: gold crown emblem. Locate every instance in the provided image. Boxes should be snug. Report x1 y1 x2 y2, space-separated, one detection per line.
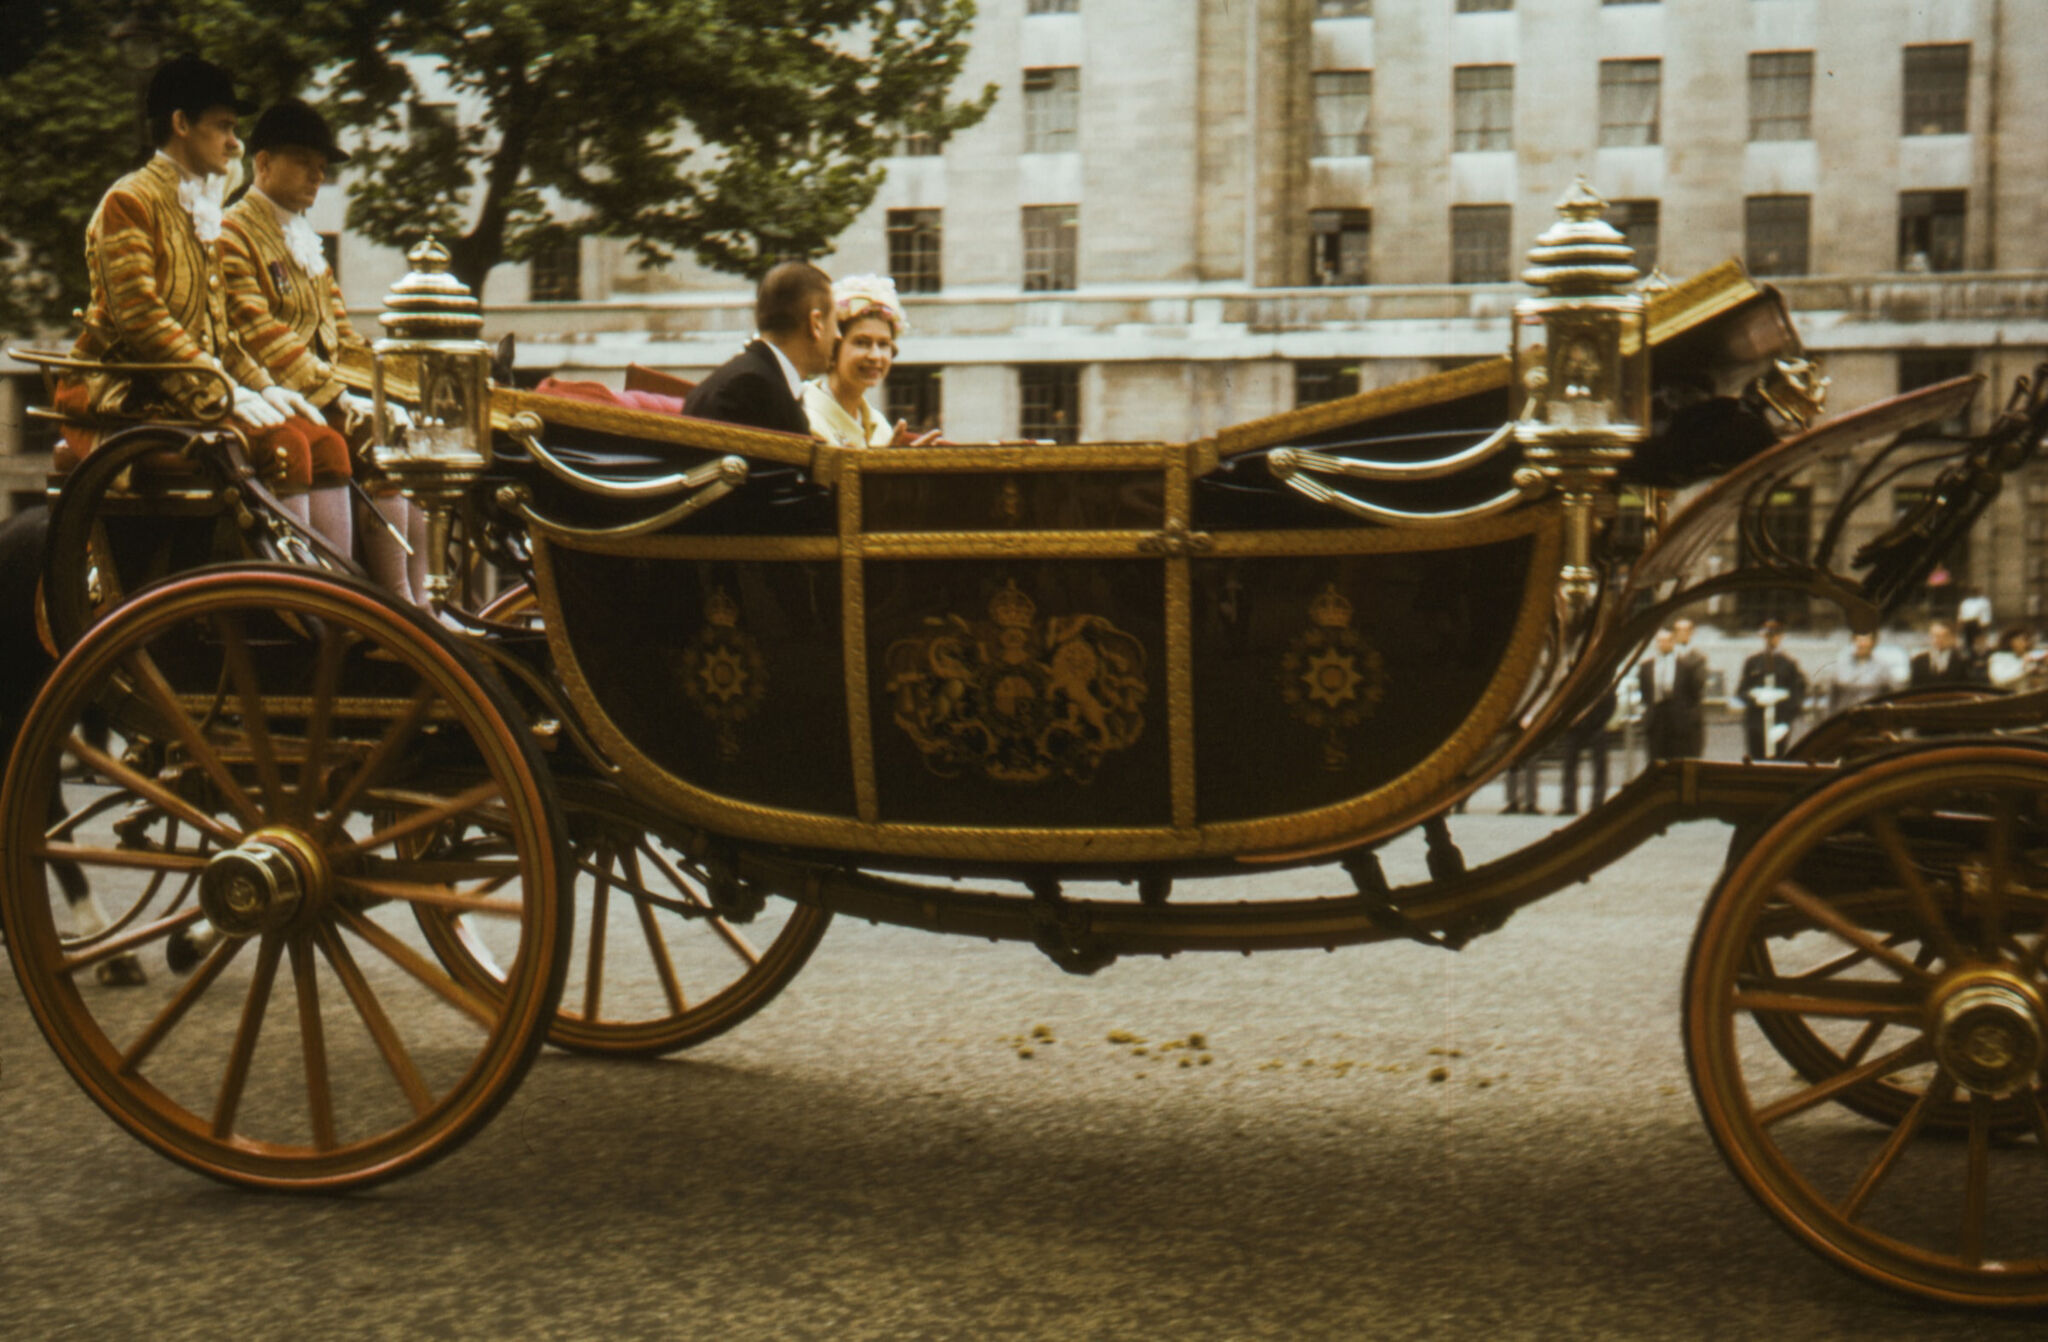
1309 582 1353 629
989 579 1037 630
705 587 740 627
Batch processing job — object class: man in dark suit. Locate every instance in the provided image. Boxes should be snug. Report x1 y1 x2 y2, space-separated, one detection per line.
1737 619 1807 759
1638 627 1706 762
683 261 837 435
1671 616 1710 755
1908 619 1981 688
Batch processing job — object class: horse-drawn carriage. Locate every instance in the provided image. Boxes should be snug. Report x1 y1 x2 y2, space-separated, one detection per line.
8 186 2048 1307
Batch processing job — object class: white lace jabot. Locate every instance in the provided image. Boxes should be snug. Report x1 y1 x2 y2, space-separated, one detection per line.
257 188 330 276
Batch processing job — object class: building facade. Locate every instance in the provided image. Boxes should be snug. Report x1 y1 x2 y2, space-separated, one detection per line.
7 0 2047 626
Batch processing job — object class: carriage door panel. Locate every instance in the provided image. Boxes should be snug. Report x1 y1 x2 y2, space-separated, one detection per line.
548 549 858 817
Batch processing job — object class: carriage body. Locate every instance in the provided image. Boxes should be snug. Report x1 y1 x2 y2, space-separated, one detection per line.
500 263 1800 876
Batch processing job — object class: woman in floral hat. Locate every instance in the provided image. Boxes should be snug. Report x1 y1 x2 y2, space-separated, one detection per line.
802 274 941 448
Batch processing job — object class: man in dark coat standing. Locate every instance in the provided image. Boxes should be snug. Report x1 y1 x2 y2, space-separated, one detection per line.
1638 627 1706 763
683 261 838 434
1908 619 1980 688
1737 619 1807 759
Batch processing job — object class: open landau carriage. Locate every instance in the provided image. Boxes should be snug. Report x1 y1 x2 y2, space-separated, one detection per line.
10 184 2048 1307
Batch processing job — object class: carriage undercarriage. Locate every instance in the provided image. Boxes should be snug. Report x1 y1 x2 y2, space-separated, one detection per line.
10 219 2048 1307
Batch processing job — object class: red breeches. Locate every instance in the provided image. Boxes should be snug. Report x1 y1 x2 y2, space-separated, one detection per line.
249 416 352 488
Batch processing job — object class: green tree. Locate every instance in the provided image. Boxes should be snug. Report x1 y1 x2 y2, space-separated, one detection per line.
0 1 991 333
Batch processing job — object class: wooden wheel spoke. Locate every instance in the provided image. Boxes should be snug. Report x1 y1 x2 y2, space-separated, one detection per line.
1867 816 1966 967
334 905 499 1030
2026 1089 2048 1161
58 906 206 976
61 733 239 847
122 650 265 831
1982 793 2014 955
360 856 524 885
621 848 686 1014
212 934 285 1139
1839 1017 1889 1068
212 613 288 818
347 781 504 856
35 841 208 874
1755 1036 1933 1127
1962 1091 1992 1267
581 849 612 1022
1840 1071 1955 1221
296 629 349 827
314 922 434 1118
313 686 439 843
120 937 247 1074
1776 878 1936 982
287 934 337 1151
334 874 526 918
1731 974 1922 1021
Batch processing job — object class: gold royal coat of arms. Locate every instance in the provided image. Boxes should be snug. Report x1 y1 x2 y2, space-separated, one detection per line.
884 580 1147 785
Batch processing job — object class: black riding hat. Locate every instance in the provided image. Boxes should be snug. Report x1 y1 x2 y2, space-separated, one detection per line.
247 99 351 165
145 54 256 121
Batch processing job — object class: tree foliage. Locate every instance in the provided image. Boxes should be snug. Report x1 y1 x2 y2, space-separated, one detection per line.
0 0 991 333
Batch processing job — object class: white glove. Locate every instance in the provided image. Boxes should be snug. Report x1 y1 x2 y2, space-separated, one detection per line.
261 384 324 422
340 389 411 428
232 384 284 429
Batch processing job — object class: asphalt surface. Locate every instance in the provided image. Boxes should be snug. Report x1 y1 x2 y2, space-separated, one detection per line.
5 807 2047 1340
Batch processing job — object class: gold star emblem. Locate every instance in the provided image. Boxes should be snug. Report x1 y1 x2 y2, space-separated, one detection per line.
697 646 748 704
1301 647 1362 710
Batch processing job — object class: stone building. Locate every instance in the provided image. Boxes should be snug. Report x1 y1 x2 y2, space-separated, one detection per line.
7 0 2047 626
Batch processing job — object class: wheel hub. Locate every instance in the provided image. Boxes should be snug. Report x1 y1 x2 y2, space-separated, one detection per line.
198 827 329 939
1931 971 2046 1096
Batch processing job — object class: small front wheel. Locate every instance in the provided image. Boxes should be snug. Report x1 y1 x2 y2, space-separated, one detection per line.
1686 745 2048 1306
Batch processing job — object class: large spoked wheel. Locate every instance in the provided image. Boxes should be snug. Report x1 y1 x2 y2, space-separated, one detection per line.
1687 745 2048 1306
0 566 569 1191
415 783 831 1057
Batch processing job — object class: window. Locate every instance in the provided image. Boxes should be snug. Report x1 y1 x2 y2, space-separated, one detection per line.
1020 365 1081 444
1296 361 1362 407
1903 44 1969 135
1748 51 1813 141
1023 67 1079 153
1453 66 1513 152
1027 0 1078 12
1598 59 1660 146
1451 205 1512 283
887 366 944 437
1023 205 1078 291
318 233 341 286
407 100 456 153
1737 486 1812 628
528 238 580 303
888 208 943 294
1456 0 1512 10
1899 350 1973 435
1744 195 1809 277
1309 209 1371 286
1898 191 1967 272
892 121 941 157
1316 1 1372 15
1312 71 1372 157
1604 199 1659 273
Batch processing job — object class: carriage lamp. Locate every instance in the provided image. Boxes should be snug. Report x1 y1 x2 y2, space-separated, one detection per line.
1511 178 1650 619
371 238 494 608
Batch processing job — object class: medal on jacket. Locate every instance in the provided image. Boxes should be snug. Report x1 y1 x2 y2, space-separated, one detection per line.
268 259 292 294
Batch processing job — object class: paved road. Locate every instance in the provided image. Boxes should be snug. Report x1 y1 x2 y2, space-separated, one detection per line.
4 812 2045 1340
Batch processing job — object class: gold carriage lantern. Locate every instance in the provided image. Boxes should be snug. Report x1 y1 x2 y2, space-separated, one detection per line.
371 238 493 606
1511 178 1650 616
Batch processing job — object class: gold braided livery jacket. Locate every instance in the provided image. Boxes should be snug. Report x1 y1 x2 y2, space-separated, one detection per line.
220 193 366 408
65 154 271 420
